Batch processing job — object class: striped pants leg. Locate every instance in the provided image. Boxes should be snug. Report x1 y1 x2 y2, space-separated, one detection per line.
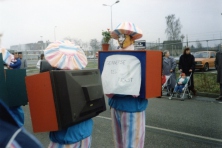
111 108 146 148
48 136 92 148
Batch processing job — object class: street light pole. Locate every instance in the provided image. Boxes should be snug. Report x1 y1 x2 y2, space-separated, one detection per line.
40 36 43 50
54 26 57 41
103 0 120 30
110 6 113 30
0 34 2 47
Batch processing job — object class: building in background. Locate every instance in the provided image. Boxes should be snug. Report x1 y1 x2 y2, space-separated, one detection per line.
9 41 51 67
10 41 51 52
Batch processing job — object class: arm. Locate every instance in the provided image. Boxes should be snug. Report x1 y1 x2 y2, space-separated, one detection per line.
182 78 188 85
177 78 180 83
171 57 177 71
9 60 21 69
190 55 195 71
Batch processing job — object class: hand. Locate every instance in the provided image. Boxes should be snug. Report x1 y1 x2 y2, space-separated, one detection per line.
179 69 182 72
132 95 139 98
7 65 10 69
189 69 192 72
170 70 173 73
178 82 182 84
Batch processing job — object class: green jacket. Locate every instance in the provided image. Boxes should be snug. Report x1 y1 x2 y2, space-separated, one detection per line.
177 77 188 85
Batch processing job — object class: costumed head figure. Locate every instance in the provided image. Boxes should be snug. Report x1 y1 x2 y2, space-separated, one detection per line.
44 40 88 70
111 22 143 50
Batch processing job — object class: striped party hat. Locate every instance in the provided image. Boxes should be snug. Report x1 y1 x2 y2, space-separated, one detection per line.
0 48 14 65
44 40 88 70
111 22 143 41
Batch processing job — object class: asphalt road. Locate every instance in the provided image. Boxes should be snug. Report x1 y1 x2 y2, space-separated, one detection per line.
23 96 222 148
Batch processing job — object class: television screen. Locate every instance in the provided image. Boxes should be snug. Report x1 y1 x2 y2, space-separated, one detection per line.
40 60 58 73
50 69 106 129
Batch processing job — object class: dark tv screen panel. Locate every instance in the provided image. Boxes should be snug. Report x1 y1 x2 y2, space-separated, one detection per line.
50 69 106 129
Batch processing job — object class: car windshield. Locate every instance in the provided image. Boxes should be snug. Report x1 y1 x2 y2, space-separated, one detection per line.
193 52 209 58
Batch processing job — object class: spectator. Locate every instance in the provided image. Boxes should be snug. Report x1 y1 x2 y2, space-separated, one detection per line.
7 52 21 69
18 52 27 69
179 47 196 95
215 48 222 101
36 54 44 69
174 73 188 98
162 50 177 96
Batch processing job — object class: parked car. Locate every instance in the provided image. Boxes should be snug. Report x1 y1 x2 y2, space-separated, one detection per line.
193 51 216 71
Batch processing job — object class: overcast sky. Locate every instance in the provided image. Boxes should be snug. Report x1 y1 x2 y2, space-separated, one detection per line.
0 0 221 48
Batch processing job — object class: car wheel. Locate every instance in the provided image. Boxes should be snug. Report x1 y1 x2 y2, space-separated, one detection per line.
203 63 209 72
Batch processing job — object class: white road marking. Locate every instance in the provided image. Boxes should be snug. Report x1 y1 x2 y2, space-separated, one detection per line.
96 116 222 143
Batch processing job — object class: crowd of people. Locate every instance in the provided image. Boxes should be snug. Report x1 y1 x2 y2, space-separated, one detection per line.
162 47 222 101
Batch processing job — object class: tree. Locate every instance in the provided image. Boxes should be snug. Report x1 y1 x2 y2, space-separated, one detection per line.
63 37 82 46
81 42 88 51
180 34 185 42
196 40 202 49
90 39 101 55
165 14 182 40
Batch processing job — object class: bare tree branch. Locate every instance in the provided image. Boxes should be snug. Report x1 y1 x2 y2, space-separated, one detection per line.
165 14 182 40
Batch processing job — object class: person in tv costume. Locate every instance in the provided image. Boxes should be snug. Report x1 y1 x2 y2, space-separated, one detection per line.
108 22 148 148
43 41 93 148
6 52 25 127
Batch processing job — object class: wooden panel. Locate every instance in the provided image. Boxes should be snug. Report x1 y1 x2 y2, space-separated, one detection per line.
146 51 162 99
6 69 28 107
25 72 58 132
0 53 8 105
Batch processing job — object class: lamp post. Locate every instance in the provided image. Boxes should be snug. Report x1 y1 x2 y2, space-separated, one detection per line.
0 34 2 47
54 26 57 41
103 0 120 30
40 36 43 50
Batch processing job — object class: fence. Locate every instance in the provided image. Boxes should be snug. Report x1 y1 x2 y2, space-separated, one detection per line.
146 39 222 57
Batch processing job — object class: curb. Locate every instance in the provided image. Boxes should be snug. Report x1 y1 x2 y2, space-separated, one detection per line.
196 92 218 98
161 92 218 99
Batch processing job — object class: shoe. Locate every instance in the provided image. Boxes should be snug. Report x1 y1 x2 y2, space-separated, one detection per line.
216 96 222 101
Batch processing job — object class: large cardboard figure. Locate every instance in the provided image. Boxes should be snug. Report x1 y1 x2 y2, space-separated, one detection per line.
0 53 28 107
99 50 162 99
25 41 106 133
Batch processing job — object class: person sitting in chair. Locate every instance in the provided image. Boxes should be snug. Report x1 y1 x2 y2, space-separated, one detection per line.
174 73 188 98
